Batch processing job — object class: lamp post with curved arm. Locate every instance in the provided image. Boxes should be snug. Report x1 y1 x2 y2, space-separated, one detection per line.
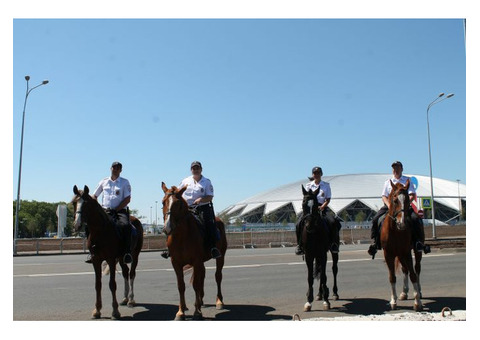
426 92 454 240
14 76 49 255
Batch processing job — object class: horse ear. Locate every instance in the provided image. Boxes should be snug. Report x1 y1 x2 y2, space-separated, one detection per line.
83 185 89 195
161 182 168 193
302 185 307 195
312 187 320 196
178 184 188 197
73 185 79 195
389 180 395 190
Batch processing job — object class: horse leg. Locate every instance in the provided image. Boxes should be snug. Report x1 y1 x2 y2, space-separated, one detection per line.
385 255 397 310
304 257 314 312
107 259 120 319
119 260 130 306
215 256 225 310
414 251 422 299
331 251 339 300
173 263 187 321
127 255 138 307
92 261 103 319
320 254 330 310
192 264 206 320
399 264 409 300
401 255 422 311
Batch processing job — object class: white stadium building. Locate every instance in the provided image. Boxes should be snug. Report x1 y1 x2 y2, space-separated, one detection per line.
220 173 466 225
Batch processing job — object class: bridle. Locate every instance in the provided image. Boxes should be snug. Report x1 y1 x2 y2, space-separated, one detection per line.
387 188 409 227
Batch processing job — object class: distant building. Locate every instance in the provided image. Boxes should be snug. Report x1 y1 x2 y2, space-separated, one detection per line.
220 173 466 225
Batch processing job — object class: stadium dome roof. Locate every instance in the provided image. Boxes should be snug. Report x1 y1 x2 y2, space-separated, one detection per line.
221 173 466 223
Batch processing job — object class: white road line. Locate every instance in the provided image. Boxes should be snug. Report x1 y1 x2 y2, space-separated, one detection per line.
13 253 456 278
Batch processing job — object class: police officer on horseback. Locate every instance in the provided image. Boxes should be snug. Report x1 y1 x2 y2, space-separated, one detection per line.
295 166 341 256
161 161 221 260
368 161 431 258
87 161 133 264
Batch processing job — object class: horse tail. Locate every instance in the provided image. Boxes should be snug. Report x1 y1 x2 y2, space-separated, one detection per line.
183 265 194 284
394 257 402 274
313 258 321 280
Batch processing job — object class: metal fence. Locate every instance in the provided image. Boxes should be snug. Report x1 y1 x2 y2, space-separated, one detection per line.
13 224 465 255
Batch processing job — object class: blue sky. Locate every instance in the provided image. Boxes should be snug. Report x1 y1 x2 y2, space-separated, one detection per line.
11 17 467 224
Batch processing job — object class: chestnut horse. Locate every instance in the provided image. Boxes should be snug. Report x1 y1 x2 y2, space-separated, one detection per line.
72 185 144 319
300 185 331 311
161 182 227 320
380 179 422 311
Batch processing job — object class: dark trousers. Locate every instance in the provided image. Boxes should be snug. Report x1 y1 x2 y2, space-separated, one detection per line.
196 203 217 249
106 209 131 255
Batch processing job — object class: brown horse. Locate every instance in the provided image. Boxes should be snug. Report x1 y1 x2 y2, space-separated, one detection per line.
161 182 227 320
380 179 422 311
72 185 144 319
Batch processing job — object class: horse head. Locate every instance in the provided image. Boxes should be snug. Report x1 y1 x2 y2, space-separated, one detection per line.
387 179 411 230
161 182 188 235
301 185 320 216
301 185 321 233
72 185 92 232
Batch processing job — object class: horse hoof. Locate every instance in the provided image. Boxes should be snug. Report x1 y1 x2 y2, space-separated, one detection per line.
315 294 321 301
120 298 128 306
111 311 121 320
323 302 331 310
193 312 204 321
333 294 339 301
174 313 186 321
304 302 312 312
92 310 101 319
390 303 397 310
414 303 423 312
127 300 135 307
399 293 408 301
216 302 224 310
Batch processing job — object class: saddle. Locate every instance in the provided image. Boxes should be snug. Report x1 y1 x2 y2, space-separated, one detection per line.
189 207 220 241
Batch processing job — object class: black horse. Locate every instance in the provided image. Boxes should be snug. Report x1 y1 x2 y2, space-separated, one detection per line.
299 185 333 311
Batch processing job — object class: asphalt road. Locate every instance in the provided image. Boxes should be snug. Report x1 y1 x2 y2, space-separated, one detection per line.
13 245 466 321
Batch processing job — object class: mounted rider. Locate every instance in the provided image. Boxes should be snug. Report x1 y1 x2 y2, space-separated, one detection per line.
367 161 431 258
295 166 341 255
87 161 133 264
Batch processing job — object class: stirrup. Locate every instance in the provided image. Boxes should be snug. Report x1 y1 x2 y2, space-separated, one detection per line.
415 241 424 253
123 253 133 264
85 254 93 263
330 243 339 254
211 247 222 259
161 251 170 259
295 245 304 255
423 244 431 254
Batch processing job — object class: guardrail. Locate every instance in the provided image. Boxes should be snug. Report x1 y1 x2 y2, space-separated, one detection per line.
13 224 465 255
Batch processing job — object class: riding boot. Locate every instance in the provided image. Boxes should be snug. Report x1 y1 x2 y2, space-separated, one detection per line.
329 221 339 253
368 226 378 258
123 227 133 264
295 220 304 255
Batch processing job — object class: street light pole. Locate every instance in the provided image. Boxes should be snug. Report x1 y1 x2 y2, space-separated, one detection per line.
426 92 454 239
155 201 158 227
14 76 49 255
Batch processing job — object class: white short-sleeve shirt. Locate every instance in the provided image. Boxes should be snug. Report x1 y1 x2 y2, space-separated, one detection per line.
382 175 416 197
305 180 331 205
179 175 214 206
93 177 131 209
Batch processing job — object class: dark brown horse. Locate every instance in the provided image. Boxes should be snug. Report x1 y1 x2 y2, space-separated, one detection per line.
161 182 227 320
300 185 331 311
380 179 422 311
72 185 144 319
